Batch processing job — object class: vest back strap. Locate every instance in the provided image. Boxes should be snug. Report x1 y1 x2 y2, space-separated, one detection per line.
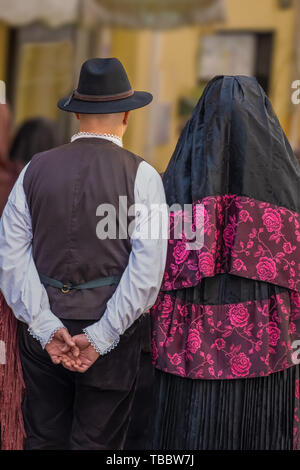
39 273 121 294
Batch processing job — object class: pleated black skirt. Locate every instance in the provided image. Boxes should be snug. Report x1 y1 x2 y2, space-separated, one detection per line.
151 366 300 450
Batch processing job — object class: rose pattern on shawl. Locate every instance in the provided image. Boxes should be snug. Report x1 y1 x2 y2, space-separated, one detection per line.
223 223 236 247
151 291 300 379
173 240 190 265
160 295 174 315
230 353 251 377
256 257 277 282
262 208 282 233
265 322 281 346
163 195 300 293
292 292 300 308
198 252 214 277
214 338 226 350
169 353 182 366
228 304 249 328
187 329 202 354
232 259 247 272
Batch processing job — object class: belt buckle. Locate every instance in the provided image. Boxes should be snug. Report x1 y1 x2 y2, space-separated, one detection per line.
61 284 70 294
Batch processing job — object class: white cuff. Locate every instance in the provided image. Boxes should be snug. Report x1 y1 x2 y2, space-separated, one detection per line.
83 321 120 355
28 309 65 349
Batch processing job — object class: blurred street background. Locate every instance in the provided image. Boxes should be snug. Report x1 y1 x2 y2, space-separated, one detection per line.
0 0 300 173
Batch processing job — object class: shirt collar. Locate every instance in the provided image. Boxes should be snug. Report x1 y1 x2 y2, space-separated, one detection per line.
71 132 123 148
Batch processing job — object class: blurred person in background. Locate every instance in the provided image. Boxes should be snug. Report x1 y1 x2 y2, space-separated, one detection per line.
151 75 300 450
10 117 59 173
0 115 59 450
0 104 15 215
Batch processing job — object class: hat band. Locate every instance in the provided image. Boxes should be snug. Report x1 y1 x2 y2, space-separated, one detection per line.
73 89 134 102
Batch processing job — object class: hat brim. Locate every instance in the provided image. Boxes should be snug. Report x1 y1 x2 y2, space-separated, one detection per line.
57 90 153 114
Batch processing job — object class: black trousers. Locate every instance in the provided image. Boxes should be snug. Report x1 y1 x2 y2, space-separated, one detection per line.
125 315 154 450
18 318 142 450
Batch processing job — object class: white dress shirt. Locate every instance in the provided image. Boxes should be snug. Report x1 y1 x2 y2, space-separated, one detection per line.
0 134 168 354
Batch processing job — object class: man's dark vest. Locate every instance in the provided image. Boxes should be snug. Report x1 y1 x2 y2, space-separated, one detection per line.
23 137 143 320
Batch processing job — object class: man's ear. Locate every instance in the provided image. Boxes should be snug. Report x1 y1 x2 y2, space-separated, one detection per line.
75 113 80 120
123 111 130 126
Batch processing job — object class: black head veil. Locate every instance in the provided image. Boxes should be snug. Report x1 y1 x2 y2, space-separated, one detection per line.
163 75 300 212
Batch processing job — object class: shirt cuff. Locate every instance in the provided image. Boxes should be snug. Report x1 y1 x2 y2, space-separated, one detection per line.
28 309 65 349
83 319 120 355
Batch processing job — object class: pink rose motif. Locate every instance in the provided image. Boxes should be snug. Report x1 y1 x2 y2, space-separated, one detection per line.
230 353 251 377
160 296 174 314
151 339 158 362
283 242 293 254
289 322 296 334
262 208 282 232
178 304 189 317
170 263 179 275
187 258 198 271
169 353 182 366
214 338 225 350
233 259 246 272
203 207 210 227
291 292 300 308
228 304 249 328
296 380 299 400
239 210 250 222
256 257 277 282
266 321 281 346
198 252 214 277
187 329 202 354
173 240 189 264
223 223 235 247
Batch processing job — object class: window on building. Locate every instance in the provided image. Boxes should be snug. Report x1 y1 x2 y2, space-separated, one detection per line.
198 31 274 94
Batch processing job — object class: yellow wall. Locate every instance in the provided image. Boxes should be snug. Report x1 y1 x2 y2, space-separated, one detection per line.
111 27 200 172
112 0 296 172
0 22 8 82
218 0 295 133
15 41 74 125
152 27 199 173
111 29 153 158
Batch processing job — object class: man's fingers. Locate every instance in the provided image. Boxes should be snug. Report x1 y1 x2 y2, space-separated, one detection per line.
61 344 71 353
72 364 90 373
59 329 76 348
51 355 61 365
61 360 86 372
61 352 82 367
65 350 82 366
71 345 80 357
61 362 77 372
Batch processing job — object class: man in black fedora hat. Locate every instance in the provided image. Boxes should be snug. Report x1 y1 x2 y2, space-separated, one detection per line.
0 58 168 449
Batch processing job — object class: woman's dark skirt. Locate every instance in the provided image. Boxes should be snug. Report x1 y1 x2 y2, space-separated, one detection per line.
151 366 300 450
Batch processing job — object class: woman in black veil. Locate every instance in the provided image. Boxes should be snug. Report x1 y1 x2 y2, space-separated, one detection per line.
151 76 300 450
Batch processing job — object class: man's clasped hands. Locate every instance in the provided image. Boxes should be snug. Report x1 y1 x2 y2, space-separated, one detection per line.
45 328 100 373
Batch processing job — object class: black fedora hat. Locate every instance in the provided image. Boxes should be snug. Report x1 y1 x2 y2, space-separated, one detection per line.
57 57 153 114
